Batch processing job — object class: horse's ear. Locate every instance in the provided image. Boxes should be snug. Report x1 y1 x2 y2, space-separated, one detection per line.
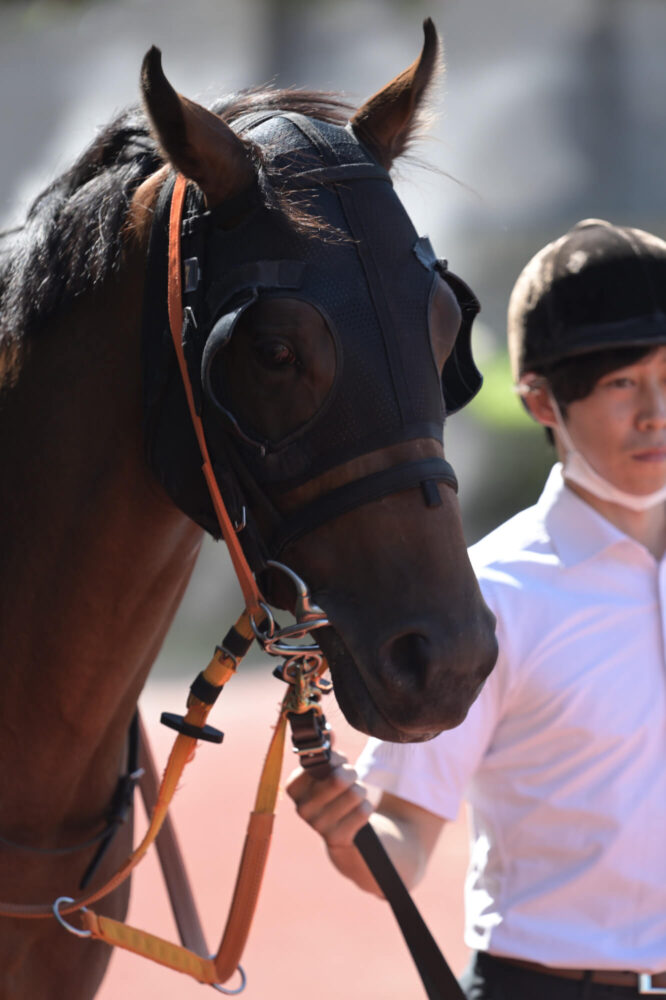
350 19 440 170
140 47 255 206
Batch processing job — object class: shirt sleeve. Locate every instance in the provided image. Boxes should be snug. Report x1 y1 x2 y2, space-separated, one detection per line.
356 582 512 821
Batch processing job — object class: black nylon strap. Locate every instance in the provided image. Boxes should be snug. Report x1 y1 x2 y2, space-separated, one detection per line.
205 259 305 317
295 706 464 1000
79 712 142 889
353 824 465 1000
189 671 223 706
270 458 458 554
335 183 412 425
221 625 254 659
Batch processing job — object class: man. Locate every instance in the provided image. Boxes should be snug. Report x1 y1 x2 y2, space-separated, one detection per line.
287 218 666 998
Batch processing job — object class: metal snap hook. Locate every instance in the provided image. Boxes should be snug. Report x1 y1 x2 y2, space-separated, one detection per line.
265 560 327 624
250 602 277 642
211 964 246 994
52 896 92 938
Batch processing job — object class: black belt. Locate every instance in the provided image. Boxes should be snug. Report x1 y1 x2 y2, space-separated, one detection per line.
484 953 666 995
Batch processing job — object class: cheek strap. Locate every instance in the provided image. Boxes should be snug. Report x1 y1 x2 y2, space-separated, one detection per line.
269 456 457 555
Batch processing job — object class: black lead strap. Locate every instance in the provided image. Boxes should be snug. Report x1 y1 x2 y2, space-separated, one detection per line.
289 708 465 1000
353 824 465 1000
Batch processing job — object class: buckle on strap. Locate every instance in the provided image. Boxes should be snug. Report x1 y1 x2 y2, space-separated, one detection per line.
288 708 332 767
640 975 666 995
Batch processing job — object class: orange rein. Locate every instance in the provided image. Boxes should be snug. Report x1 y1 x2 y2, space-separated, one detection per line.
165 174 264 620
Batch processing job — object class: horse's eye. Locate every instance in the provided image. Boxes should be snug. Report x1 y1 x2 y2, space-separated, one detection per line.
253 339 298 370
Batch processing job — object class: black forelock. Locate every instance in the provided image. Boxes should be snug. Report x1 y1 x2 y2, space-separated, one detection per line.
1 105 160 341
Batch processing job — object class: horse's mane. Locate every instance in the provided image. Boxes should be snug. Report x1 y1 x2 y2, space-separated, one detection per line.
0 89 351 342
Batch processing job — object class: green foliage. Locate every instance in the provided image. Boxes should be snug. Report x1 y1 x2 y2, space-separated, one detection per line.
468 350 534 431
455 349 554 541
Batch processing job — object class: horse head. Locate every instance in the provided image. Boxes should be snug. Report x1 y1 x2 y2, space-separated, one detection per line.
137 20 497 743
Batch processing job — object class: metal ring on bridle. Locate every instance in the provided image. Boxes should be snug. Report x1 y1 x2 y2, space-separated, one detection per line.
53 896 93 938
259 622 329 657
250 601 277 642
249 561 330 658
211 963 247 994
265 560 328 623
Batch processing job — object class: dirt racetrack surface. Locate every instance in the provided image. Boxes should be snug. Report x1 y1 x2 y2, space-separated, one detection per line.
96 670 470 999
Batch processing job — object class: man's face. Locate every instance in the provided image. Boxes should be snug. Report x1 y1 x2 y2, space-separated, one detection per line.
564 345 666 495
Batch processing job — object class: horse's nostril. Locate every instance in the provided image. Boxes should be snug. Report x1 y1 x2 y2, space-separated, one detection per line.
380 632 431 692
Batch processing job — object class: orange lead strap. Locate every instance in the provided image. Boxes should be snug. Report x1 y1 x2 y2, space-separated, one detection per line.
56 640 330 989
76 693 291 989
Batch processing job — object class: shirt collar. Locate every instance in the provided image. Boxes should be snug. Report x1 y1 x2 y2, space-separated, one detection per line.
537 463 636 568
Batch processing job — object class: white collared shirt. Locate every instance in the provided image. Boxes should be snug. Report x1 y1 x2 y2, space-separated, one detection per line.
357 464 666 971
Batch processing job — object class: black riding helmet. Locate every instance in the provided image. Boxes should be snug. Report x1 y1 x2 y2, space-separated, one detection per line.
508 218 666 383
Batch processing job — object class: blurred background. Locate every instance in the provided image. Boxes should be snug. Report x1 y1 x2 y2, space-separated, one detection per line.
2 0 665 995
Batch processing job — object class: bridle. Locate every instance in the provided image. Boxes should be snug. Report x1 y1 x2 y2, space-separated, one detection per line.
0 161 468 999
140 109 481 571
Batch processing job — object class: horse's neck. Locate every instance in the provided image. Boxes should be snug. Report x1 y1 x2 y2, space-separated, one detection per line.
0 260 203 834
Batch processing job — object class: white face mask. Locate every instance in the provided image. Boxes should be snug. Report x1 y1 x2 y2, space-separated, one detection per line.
549 394 666 512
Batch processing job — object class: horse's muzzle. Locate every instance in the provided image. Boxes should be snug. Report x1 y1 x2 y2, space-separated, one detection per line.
316 612 498 743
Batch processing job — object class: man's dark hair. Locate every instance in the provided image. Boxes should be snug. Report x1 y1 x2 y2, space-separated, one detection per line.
538 344 657 444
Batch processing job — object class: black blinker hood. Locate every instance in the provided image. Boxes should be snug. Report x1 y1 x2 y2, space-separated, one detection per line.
141 111 482 543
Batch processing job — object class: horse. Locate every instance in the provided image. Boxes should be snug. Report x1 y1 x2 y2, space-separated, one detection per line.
0 19 497 999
